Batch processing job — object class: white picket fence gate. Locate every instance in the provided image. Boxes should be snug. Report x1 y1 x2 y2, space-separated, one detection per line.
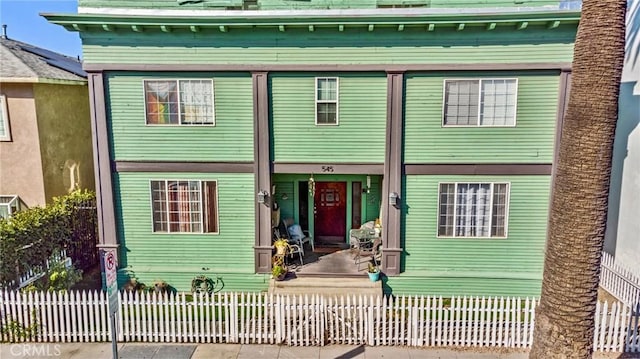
1 290 639 352
600 252 640 307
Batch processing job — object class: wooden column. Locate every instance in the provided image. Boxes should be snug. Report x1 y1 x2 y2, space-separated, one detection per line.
87 72 118 257
381 71 404 275
253 72 273 273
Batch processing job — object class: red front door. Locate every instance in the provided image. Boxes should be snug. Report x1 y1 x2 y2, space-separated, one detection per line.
314 182 347 244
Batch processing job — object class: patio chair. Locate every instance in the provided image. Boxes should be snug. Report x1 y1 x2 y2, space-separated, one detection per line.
279 218 314 254
349 228 377 257
354 237 382 271
288 243 304 266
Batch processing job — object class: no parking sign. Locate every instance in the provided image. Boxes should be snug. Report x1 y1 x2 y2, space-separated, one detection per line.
104 251 118 314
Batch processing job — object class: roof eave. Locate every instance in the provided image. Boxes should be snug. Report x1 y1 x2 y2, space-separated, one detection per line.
0 77 87 85
43 11 580 33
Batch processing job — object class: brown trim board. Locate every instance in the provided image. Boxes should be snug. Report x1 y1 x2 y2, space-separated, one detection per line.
404 164 552 175
253 72 272 274
114 161 253 173
88 73 118 251
84 62 571 73
553 70 571 171
546 70 571 252
273 163 384 175
381 72 404 276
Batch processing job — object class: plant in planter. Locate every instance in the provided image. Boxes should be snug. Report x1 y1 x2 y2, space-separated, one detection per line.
271 248 288 281
272 264 287 281
367 262 380 282
273 238 290 255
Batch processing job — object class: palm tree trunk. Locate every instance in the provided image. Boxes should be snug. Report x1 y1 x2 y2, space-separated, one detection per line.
529 1 626 358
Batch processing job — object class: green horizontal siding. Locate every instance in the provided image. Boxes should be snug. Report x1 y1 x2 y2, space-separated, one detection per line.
392 174 550 297
117 271 268 293
386 277 542 297
82 28 576 65
365 176 382 223
106 72 253 161
114 172 264 292
404 72 560 163
79 0 243 8
271 73 387 163
273 181 295 219
79 0 564 10
260 0 378 9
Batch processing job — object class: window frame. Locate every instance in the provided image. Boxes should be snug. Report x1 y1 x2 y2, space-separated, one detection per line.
441 78 519 128
148 179 219 235
0 95 11 141
0 195 22 219
143 79 216 126
436 181 510 239
315 77 339 126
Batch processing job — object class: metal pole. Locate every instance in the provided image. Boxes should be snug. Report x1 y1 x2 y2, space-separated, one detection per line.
110 312 118 359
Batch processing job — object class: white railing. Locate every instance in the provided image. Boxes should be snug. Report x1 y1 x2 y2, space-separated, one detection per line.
600 252 640 307
1 250 70 290
1 290 638 352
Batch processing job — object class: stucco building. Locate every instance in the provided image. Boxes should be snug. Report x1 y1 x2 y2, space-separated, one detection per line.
0 29 94 218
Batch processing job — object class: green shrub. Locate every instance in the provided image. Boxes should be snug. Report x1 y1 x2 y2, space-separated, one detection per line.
0 190 95 285
22 262 83 293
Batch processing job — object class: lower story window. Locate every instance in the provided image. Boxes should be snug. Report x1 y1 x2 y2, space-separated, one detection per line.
151 180 218 233
438 182 509 238
0 195 24 219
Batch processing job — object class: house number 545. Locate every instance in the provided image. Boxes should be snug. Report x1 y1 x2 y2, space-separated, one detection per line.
322 166 334 173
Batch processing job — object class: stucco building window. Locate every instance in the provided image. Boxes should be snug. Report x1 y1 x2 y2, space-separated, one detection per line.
0 95 11 141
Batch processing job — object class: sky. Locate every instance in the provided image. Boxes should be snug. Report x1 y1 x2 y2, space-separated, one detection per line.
0 0 82 58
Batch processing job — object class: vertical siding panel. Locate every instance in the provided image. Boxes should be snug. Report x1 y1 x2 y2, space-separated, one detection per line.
271 74 387 163
405 73 560 164
400 175 551 297
114 173 256 292
107 73 253 162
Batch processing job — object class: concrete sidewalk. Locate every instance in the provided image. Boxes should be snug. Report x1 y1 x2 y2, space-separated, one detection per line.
0 343 634 359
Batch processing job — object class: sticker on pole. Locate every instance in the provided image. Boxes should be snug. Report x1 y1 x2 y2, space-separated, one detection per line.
104 251 119 314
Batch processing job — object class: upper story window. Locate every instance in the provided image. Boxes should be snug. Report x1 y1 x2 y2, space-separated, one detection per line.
144 79 214 125
438 182 509 238
316 77 339 125
0 95 11 141
443 79 518 127
150 180 218 234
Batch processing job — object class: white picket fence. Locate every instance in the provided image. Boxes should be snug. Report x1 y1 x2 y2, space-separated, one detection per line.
600 252 640 307
1 290 639 352
1 250 70 290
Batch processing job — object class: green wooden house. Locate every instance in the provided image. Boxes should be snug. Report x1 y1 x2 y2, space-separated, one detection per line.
47 0 580 297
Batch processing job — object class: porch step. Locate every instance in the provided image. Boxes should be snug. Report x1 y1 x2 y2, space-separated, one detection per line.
268 276 382 297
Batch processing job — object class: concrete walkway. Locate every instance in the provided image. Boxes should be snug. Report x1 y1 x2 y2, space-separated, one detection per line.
1 343 635 359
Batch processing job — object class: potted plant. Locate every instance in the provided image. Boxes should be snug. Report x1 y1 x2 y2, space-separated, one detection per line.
273 238 290 255
272 264 287 281
367 262 380 282
271 252 288 281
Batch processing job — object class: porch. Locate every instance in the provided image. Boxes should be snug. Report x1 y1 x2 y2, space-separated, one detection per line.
270 242 383 296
